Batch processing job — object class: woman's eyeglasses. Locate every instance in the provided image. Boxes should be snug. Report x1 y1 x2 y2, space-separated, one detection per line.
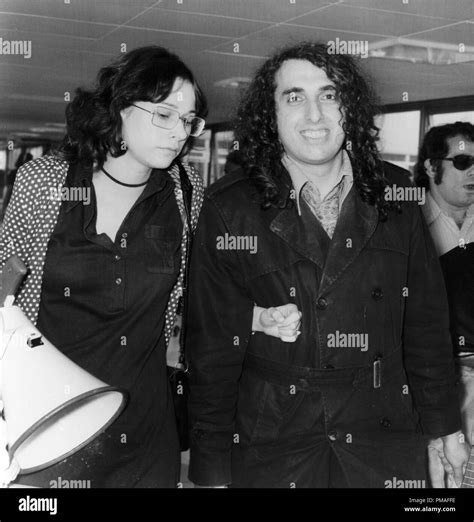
131 104 205 137
433 155 474 171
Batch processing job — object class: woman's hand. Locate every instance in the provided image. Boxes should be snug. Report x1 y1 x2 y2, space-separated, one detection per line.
252 304 302 342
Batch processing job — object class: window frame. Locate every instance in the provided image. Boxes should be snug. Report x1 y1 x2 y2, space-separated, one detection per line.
380 95 474 154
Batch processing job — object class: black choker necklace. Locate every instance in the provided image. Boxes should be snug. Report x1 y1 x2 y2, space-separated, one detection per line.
100 167 150 187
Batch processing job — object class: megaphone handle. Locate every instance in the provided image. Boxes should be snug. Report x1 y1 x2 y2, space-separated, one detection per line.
0 256 27 307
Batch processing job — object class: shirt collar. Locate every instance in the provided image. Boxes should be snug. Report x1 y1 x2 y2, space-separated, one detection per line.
61 162 91 214
422 191 442 226
284 149 354 216
422 190 474 226
62 163 171 214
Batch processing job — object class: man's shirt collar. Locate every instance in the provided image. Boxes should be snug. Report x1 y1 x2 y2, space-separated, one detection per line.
423 190 474 226
422 190 442 226
422 189 474 256
284 149 354 216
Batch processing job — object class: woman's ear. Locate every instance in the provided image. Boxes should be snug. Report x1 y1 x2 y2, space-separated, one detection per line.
120 106 132 121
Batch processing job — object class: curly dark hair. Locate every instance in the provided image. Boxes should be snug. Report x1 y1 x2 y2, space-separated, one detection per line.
235 41 396 219
414 121 474 190
56 46 207 169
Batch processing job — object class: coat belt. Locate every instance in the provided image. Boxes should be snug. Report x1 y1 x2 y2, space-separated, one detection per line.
243 349 404 390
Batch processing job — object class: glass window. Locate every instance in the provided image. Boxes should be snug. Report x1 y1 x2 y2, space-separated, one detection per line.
0 150 6 171
0 150 6 195
186 129 211 186
8 148 22 170
27 146 44 159
429 111 474 128
210 130 235 185
375 110 420 176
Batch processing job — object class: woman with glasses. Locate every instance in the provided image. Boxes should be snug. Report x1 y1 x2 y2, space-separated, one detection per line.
0 46 206 488
1 43 302 488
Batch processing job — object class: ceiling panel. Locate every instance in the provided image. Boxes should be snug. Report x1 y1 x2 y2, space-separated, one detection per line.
0 43 110 77
0 61 106 97
128 7 271 37
361 60 472 105
91 26 227 55
0 64 93 95
363 59 472 84
290 3 455 37
0 12 112 38
0 0 158 24
0 28 97 54
181 49 264 81
344 0 474 21
379 81 472 104
153 0 336 22
208 31 383 60
0 0 472 140
407 21 474 45
205 37 281 59
253 24 388 45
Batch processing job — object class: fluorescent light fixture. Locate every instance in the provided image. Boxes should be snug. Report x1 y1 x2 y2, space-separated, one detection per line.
10 132 42 137
214 77 251 89
368 38 474 65
28 125 65 133
7 94 65 103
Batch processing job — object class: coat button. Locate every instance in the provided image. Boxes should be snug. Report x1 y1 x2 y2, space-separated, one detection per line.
328 430 338 442
316 297 328 310
372 288 383 300
380 418 391 428
322 364 335 370
193 430 205 440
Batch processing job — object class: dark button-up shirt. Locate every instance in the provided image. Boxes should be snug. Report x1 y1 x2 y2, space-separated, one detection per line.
26 163 182 487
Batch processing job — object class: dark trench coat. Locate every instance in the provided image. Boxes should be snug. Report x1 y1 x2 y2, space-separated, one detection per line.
186 162 461 488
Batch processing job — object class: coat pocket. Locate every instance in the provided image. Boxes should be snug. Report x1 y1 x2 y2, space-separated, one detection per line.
237 371 316 446
353 366 420 435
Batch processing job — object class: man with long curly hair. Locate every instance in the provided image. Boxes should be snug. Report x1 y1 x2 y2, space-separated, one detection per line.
187 42 468 488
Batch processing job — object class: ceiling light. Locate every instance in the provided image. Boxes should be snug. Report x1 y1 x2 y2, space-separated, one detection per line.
28 125 65 133
7 94 65 103
368 38 474 65
214 77 251 89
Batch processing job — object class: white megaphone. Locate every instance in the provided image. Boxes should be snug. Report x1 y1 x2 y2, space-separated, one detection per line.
0 255 127 486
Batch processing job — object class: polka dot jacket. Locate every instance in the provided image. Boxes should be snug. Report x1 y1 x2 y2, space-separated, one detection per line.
0 155 204 348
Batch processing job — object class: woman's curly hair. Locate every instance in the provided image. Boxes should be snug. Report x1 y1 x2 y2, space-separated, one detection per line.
235 41 396 220
56 46 207 169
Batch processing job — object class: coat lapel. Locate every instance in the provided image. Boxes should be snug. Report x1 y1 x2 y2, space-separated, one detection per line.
265 167 326 269
266 167 378 281
269 206 326 269
319 185 378 294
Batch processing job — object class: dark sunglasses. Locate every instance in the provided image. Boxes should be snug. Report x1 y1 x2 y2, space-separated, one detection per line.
433 154 474 171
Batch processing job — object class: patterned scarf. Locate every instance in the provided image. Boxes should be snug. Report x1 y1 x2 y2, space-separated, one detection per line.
301 178 345 239
164 164 203 346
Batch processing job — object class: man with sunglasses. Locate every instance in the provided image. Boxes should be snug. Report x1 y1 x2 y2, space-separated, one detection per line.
416 122 474 245
415 121 474 485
